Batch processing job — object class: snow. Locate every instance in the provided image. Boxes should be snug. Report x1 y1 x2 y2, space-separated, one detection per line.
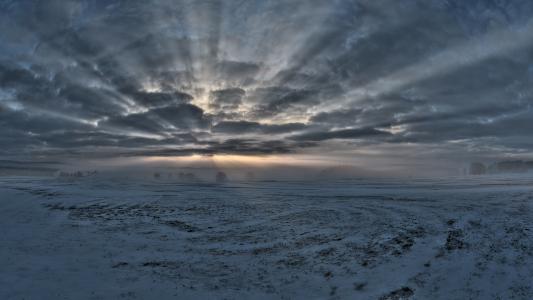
1 176 533 299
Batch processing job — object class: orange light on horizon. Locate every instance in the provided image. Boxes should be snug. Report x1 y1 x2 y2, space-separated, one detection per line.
142 154 333 168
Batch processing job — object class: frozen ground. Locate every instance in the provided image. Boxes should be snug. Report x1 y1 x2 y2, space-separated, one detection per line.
1 176 533 299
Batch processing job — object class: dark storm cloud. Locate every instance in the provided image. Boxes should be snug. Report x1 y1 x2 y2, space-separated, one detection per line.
327 16 461 87
37 130 197 149
310 109 363 126
152 104 211 130
101 112 165 134
0 107 91 134
0 108 94 154
215 61 261 83
307 45 533 140
2 0 533 165
131 91 193 109
209 88 245 111
0 62 130 119
391 109 533 144
212 121 306 135
56 83 127 117
102 103 211 134
444 0 533 34
270 0 366 87
248 87 321 118
290 127 391 142
0 63 39 87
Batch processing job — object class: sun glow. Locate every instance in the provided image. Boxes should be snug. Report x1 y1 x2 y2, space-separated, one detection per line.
212 155 294 167
143 154 332 168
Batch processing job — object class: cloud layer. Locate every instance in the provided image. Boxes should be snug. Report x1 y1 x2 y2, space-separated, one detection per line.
1 0 533 172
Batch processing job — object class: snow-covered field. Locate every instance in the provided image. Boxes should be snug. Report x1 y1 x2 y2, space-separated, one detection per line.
1 176 533 300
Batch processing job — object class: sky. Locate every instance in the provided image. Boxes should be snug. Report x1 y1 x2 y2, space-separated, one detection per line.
1 0 533 175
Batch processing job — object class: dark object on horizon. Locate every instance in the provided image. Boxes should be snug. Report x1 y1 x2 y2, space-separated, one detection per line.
216 171 228 183
488 160 532 174
470 160 533 175
153 172 161 179
469 162 486 175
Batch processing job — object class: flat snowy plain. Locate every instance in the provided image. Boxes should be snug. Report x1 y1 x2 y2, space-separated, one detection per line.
1 176 533 299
